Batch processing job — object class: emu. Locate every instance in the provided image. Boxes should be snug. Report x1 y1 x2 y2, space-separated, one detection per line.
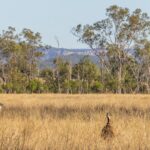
101 113 114 140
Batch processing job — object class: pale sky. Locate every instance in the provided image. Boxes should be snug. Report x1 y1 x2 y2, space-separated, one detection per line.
0 0 149 48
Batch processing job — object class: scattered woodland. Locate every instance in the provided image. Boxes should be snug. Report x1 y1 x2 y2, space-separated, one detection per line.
0 5 150 94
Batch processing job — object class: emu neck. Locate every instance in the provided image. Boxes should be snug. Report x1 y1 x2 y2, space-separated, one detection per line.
107 116 110 125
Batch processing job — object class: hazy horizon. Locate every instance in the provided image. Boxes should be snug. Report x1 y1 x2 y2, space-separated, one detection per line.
1 0 149 48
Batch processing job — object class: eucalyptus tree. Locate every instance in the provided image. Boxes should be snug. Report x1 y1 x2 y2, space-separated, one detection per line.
72 56 99 93
0 27 21 85
40 69 55 92
135 40 150 93
53 57 72 93
73 5 150 93
0 27 43 93
21 28 43 80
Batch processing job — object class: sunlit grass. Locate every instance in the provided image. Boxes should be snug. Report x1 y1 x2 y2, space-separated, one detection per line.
0 94 150 149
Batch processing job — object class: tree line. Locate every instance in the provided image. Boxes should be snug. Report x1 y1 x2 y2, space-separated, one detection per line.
0 5 150 93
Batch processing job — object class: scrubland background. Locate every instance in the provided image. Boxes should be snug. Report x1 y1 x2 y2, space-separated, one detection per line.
0 94 150 150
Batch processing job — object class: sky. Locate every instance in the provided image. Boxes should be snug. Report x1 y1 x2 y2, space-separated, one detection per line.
0 0 149 48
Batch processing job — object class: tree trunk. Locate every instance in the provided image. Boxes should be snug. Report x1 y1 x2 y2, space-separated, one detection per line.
117 57 122 94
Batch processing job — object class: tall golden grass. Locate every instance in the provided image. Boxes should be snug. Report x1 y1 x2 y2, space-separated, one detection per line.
0 94 150 150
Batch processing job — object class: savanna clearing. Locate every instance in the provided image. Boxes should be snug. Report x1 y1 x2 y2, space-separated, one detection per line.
0 94 150 150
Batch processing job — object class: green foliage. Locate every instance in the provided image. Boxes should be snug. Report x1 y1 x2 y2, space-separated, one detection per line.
3 68 28 93
69 80 81 94
91 81 103 93
27 79 45 93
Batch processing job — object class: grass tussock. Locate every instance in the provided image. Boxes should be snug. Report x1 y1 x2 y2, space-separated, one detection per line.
0 94 149 149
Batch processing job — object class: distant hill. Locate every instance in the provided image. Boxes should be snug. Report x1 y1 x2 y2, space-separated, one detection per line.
39 47 99 69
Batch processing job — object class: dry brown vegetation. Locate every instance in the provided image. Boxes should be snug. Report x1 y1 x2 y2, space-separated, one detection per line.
0 94 150 150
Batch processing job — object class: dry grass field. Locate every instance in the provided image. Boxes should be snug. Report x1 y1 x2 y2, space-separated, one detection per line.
0 94 150 150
